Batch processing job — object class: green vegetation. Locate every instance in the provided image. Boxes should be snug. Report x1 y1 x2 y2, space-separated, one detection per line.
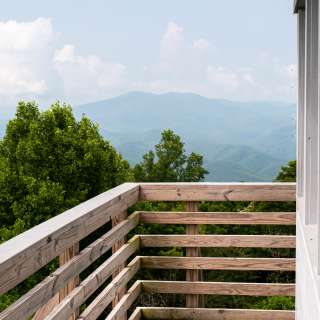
0 101 296 312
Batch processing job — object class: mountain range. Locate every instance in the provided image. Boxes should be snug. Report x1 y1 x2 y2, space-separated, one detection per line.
0 92 296 182
75 92 296 182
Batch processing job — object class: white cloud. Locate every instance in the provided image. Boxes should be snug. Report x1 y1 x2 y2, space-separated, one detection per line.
160 22 184 61
0 18 55 104
192 38 210 50
54 45 127 102
0 18 296 107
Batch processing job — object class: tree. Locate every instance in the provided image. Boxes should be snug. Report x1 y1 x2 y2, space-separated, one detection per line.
275 160 296 182
133 130 208 182
0 101 131 241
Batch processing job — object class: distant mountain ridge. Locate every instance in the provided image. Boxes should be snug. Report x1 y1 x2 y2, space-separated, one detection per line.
75 92 296 182
0 92 296 181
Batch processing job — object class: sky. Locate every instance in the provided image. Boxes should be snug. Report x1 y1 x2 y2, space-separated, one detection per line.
0 0 297 108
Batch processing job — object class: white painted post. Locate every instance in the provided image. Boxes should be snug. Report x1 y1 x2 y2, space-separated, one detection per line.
304 0 319 225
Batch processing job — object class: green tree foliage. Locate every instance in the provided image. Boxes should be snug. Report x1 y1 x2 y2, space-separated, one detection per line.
0 101 131 242
133 129 208 182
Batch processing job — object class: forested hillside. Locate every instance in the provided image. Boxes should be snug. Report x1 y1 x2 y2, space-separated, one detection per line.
75 92 296 181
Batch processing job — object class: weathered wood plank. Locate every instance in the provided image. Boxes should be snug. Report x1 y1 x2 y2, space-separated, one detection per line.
140 235 296 248
0 183 139 295
44 236 140 320
33 244 80 320
0 213 139 320
141 256 296 271
185 202 201 308
138 211 296 225
79 257 140 320
139 183 296 202
141 281 295 296
104 281 142 320
111 210 127 320
140 307 295 320
127 308 141 320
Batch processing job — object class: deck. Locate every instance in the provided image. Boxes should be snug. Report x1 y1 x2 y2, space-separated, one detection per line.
0 182 296 320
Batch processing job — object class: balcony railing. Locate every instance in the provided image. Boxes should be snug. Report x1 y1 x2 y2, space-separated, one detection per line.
0 182 296 320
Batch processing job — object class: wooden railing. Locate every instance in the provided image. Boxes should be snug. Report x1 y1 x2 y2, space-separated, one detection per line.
0 183 296 320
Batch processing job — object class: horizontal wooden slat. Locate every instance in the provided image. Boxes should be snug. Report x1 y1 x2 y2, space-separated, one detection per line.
138 211 296 225
140 307 295 320
139 183 296 202
127 308 141 320
0 183 139 295
79 257 140 320
140 256 295 271
105 281 142 320
141 281 295 296
140 235 296 248
0 213 139 320
45 236 140 320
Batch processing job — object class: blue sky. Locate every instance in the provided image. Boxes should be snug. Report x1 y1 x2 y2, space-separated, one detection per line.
0 0 297 107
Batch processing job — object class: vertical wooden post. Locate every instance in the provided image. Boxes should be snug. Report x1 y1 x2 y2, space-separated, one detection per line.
112 210 127 320
33 244 79 320
185 201 203 308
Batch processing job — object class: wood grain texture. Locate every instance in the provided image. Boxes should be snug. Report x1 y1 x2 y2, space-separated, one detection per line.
140 235 296 248
44 237 140 320
139 183 296 202
127 308 141 320
0 213 139 320
0 183 139 295
141 281 295 296
140 307 295 320
138 211 296 225
104 281 141 320
185 202 201 308
141 256 296 271
111 210 127 320
79 257 140 320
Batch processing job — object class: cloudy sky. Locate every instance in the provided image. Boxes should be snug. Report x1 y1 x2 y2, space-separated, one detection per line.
0 0 297 108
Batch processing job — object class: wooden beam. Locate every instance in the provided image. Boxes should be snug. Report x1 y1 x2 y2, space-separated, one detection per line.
140 307 295 320
127 308 141 320
185 202 201 308
111 210 127 320
139 183 296 202
79 257 140 320
104 281 142 320
0 183 139 295
138 211 296 225
44 236 140 320
0 213 139 320
141 281 295 296
140 235 296 248
140 256 295 271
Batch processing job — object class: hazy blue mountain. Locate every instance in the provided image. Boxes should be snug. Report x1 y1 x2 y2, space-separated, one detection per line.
0 92 296 181
75 92 296 182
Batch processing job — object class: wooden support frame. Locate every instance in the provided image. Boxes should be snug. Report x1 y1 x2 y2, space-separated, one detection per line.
0 183 139 295
104 281 142 320
140 256 296 271
78 257 140 320
139 183 296 202
138 211 296 225
185 201 201 308
44 236 140 320
0 213 139 320
141 281 295 296
140 235 296 248
138 307 295 320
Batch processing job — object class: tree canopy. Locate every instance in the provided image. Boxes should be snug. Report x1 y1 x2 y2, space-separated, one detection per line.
133 129 208 182
0 101 131 241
